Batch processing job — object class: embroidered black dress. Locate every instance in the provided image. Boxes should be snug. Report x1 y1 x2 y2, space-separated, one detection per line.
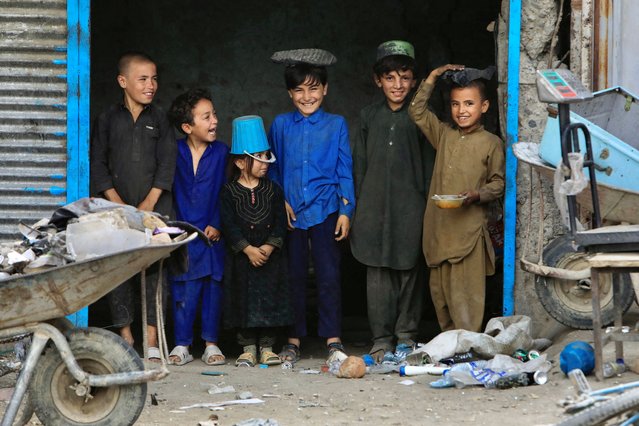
220 178 292 328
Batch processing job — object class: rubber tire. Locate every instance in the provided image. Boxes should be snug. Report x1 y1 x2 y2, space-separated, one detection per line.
12 391 35 426
535 235 634 329
556 387 639 426
29 327 147 426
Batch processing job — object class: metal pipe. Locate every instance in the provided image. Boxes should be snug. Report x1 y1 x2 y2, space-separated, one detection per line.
1 332 48 426
503 0 522 315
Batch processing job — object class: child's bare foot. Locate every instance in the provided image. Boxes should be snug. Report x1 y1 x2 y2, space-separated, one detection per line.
202 343 225 365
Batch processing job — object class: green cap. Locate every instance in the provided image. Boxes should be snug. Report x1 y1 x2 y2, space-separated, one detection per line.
376 40 415 61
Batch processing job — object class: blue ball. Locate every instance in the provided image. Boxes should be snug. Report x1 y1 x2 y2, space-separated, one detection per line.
560 341 595 375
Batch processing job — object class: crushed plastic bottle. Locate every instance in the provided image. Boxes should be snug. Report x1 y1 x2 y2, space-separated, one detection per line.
328 359 343 375
366 363 397 374
430 360 490 388
603 359 626 378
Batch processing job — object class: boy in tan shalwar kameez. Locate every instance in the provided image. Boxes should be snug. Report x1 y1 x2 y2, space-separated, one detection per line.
408 64 505 332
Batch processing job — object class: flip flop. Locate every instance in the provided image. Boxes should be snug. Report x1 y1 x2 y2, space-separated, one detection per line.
327 342 348 363
202 344 226 366
260 348 281 365
147 346 162 363
235 351 256 367
168 345 193 366
278 343 300 363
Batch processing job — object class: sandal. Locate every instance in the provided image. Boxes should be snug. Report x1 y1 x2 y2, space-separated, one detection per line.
260 347 281 365
327 342 348 363
202 344 226 366
236 344 257 367
369 347 387 364
147 346 162 363
278 343 301 363
169 345 194 366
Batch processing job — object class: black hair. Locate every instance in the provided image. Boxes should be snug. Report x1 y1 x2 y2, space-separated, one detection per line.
450 79 488 101
117 51 155 76
228 154 256 181
373 55 416 78
284 63 328 89
167 88 213 131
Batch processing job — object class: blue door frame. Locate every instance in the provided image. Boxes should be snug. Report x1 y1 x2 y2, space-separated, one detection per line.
66 0 91 326
503 0 521 315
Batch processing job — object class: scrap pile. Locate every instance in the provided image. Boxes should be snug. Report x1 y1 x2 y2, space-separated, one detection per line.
0 197 188 281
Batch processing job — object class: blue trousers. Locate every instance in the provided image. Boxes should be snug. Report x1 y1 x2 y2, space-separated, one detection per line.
287 212 342 338
171 276 222 346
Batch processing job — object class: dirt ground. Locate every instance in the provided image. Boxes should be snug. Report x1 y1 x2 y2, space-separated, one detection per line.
3 325 639 426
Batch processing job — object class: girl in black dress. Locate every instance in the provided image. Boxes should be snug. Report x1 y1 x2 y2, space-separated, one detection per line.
220 115 292 367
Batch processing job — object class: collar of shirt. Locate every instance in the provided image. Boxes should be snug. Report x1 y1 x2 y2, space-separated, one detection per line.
293 107 325 124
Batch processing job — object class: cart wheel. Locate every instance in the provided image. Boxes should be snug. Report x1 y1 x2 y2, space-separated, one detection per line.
30 327 147 426
535 235 634 329
12 391 35 426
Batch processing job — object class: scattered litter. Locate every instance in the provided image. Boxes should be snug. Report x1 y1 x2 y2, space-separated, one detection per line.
233 418 280 426
180 398 265 410
207 384 235 395
399 379 415 386
261 394 281 398
408 316 548 363
298 369 321 374
201 371 225 376
150 393 158 405
298 399 321 408
0 198 187 280
199 413 220 426
238 391 254 400
169 410 186 414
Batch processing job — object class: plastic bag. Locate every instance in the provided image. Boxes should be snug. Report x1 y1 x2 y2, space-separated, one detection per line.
553 153 586 230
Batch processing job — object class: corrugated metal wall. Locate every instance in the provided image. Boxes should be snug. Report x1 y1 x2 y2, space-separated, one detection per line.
0 0 68 242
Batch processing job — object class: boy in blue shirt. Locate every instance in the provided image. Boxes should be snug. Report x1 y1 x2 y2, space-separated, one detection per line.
166 88 228 365
268 49 355 363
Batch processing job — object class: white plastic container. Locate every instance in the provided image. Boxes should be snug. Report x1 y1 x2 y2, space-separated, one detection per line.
399 364 448 376
66 220 149 261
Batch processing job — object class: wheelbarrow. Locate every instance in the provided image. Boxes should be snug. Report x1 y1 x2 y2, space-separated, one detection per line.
513 70 639 330
0 232 196 426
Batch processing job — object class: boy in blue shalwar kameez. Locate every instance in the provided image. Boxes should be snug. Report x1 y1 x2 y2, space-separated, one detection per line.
167 88 228 365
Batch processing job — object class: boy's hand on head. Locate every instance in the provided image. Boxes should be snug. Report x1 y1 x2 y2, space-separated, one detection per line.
284 201 297 230
204 226 221 242
460 190 480 206
334 215 350 241
243 245 269 267
427 64 465 84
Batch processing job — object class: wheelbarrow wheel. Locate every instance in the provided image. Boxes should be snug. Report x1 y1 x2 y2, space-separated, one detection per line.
535 235 634 329
29 327 147 426
12 391 35 426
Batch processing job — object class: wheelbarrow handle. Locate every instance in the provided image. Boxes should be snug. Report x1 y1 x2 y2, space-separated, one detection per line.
166 221 213 246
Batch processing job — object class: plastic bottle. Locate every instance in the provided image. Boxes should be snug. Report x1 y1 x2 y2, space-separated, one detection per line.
429 360 493 388
366 363 397 374
559 341 595 375
399 364 448 376
603 359 626 378
361 354 375 366
439 350 480 366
